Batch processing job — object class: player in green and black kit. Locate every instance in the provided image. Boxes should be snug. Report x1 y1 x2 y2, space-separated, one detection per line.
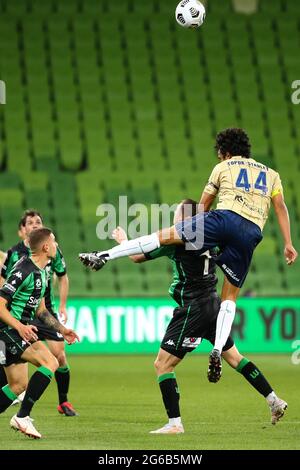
0 228 79 438
0 209 77 416
112 200 287 433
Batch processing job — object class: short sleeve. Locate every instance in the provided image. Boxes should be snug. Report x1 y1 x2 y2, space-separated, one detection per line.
271 172 283 198
51 247 67 277
204 164 221 196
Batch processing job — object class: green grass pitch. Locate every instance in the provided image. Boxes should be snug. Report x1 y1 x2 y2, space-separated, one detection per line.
0 355 298 450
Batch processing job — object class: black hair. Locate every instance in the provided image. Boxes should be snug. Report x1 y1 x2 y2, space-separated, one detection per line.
215 128 251 158
20 209 43 227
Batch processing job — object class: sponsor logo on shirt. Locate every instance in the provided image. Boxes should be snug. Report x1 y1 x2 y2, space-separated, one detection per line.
36 279 42 289
234 195 265 215
222 264 240 282
27 296 40 307
182 337 202 348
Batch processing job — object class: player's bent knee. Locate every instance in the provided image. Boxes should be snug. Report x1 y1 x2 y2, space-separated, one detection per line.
154 357 172 375
154 358 165 374
56 351 67 367
154 357 160 371
39 355 59 373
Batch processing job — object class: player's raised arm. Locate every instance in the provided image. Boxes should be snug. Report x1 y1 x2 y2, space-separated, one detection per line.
272 193 298 265
199 192 216 212
199 164 220 212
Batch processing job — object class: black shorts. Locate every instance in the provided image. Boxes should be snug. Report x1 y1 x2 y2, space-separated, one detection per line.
29 318 64 342
0 327 31 367
161 293 234 359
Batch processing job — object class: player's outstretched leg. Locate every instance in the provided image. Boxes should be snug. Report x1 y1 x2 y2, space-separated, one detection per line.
79 227 183 271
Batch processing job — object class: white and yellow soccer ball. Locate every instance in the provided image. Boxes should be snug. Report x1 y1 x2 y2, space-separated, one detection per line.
175 0 206 29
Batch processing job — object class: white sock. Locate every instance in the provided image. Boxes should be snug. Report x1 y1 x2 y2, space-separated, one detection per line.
266 391 278 405
169 417 181 426
107 233 160 260
214 300 236 352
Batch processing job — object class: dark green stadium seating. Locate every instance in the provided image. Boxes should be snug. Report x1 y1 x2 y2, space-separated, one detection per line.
0 0 299 297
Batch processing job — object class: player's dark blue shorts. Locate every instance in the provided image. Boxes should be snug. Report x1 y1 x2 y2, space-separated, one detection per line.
175 210 263 288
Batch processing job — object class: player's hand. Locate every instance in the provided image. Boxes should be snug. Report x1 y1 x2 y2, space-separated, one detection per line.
59 305 68 324
112 226 128 244
78 252 109 271
284 244 298 265
62 328 80 345
17 324 38 343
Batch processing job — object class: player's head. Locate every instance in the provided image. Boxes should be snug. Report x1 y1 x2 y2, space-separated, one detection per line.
215 128 251 161
17 220 26 240
20 209 43 237
174 199 198 224
28 228 57 259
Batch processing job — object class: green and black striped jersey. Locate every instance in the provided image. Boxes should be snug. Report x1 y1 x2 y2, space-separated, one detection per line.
1 241 67 314
1 241 28 279
145 246 218 306
0 256 47 329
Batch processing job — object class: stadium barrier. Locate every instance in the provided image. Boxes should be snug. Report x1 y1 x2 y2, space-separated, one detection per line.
63 298 300 354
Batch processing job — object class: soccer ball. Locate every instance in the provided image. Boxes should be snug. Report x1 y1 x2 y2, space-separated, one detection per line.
175 0 206 29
